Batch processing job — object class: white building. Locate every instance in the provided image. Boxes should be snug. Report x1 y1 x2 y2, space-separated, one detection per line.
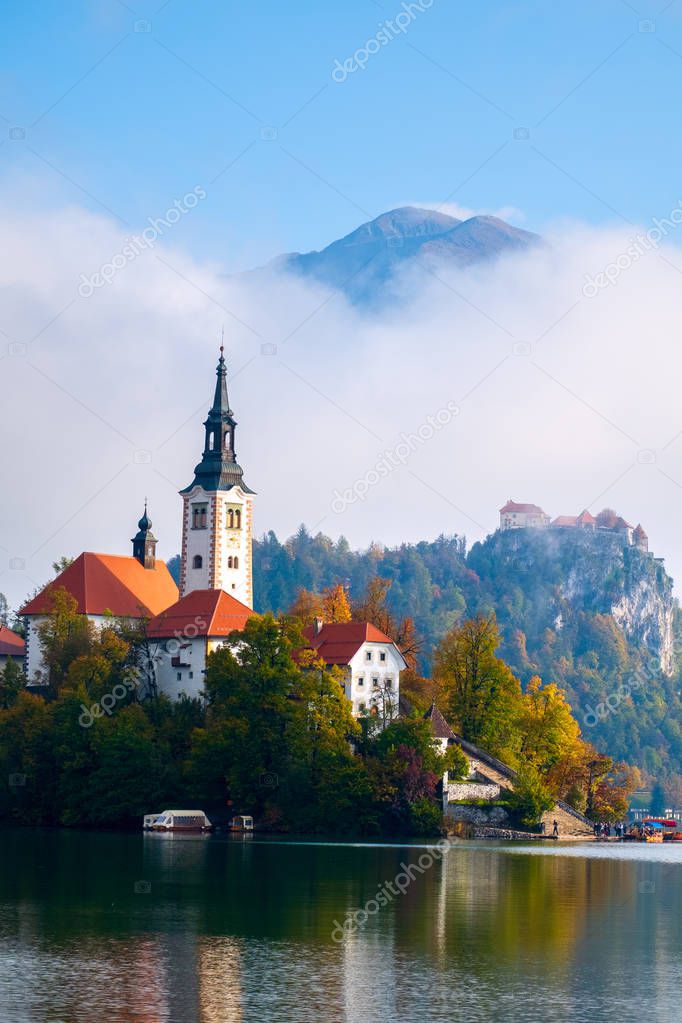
146 588 255 700
499 500 550 531
179 346 255 608
300 620 406 720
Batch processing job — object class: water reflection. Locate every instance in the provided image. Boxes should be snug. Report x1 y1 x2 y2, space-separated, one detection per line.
0 830 680 1022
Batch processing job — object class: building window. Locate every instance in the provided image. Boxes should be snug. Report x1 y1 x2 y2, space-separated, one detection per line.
380 651 386 662
189 671 194 679
234 555 239 569
357 677 364 687
385 679 393 689
176 672 182 681
224 430 231 450
227 508 234 529
365 651 372 662
192 504 208 530
192 555 203 569
371 677 379 687
228 556 233 568
235 509 241 529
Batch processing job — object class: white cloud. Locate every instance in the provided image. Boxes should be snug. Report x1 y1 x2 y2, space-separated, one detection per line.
402 201 526 223
1 190 682 614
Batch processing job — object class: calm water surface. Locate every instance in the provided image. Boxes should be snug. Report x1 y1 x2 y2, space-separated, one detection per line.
0 828 680 1023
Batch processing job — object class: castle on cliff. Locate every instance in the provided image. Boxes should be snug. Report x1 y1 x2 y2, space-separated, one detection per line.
499 501 649 553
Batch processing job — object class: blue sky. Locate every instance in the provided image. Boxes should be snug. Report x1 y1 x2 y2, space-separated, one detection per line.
3 0 682 267
7 0 682 609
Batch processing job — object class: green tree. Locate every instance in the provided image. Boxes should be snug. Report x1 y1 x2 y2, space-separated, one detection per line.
507 764 555 828
434 615 522 760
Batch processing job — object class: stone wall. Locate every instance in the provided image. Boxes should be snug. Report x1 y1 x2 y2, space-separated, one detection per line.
447 781 501 802
445 804 510 827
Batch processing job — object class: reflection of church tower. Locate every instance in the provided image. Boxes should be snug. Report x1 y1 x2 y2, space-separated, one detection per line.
179 348 255 606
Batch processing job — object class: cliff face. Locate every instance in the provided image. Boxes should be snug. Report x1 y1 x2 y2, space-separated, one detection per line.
469 527 676 677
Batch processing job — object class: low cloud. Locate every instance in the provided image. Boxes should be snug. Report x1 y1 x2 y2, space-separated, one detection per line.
2 188 682 612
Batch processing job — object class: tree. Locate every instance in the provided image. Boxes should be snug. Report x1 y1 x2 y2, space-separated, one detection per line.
434 615 522 759
37 588 95 691
288 588 324 626
0 658 26 709
517 676 582 774
507 764 555 827
0 593 8 628
321 584 352 623
650 780 666 816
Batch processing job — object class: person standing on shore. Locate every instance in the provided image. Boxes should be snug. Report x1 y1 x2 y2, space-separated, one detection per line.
552 820 559 837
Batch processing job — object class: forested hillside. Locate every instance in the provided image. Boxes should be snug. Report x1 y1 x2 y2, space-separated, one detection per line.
246 526 682 782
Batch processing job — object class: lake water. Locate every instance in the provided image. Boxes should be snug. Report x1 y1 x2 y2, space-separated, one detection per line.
0 828 680 1023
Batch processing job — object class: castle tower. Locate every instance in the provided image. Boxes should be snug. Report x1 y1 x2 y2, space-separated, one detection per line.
179 347 255 606
132 501 157 569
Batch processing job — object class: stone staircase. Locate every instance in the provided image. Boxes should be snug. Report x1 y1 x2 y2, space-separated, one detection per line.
541 801 594 838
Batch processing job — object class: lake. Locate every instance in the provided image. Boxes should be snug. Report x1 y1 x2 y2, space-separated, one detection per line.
0 828 680 1022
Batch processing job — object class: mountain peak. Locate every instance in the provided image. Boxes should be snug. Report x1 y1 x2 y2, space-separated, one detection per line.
257 205 540 306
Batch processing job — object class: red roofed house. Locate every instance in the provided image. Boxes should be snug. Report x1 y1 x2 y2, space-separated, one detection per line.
145 588 257 700
551 510 597 531
0 626 25 672
499 501 550 531
301 620 406 720
20 508 179 684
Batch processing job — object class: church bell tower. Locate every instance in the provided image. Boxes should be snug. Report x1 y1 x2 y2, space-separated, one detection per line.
132 502 157 569
179 347 255 606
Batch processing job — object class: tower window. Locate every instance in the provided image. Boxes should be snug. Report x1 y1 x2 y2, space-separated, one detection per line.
192 504 208 530
228 556 233 568
235 509 241 529
227 508 234 529
192 555 203 569
208 432 215 451
225 430 231 449
234 556 239 569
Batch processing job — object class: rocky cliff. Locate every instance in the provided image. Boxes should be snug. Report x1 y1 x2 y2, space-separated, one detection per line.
472 527 675 677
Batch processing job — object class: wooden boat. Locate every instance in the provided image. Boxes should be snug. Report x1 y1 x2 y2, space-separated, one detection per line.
149 809 213 832
229 815 254 832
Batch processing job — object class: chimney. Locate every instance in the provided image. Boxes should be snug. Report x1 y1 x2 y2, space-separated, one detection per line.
313 617 324 637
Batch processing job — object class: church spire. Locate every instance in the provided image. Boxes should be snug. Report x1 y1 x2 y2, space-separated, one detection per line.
181 347 254 495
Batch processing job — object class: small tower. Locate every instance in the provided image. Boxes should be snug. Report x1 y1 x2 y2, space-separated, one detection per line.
179 346 255 605
132 502 157 569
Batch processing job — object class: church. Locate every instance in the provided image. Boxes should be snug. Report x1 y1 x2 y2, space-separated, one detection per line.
21 347 258 695
20 347 404 710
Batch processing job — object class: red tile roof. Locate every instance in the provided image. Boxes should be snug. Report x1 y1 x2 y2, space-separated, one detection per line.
20 553 178 618
552 515 578 527
500 501 546 515
300 621 402 666
577 509 596 525
146 589 255 639
634 524 648 539
0 626 25 657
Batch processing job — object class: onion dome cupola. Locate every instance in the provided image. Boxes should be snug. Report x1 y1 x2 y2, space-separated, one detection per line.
132 501 157 569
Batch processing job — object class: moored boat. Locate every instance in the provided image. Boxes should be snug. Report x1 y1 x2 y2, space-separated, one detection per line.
148 809 213 832
229 815 254 832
